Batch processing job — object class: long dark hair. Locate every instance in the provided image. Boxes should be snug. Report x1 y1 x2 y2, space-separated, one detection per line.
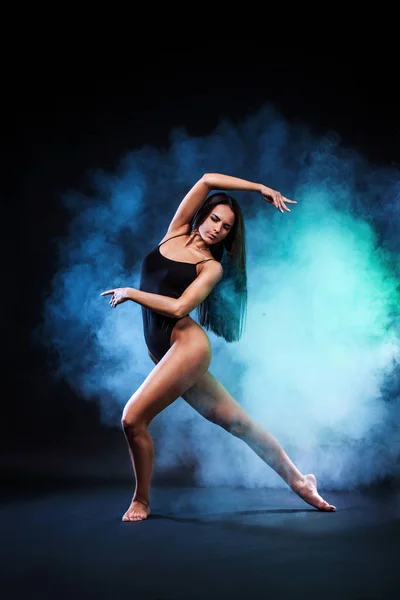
189 192 247 342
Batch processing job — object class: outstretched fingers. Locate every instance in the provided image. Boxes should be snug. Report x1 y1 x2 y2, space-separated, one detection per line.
100 289 118 308
277 195 297 213
265 189 297 213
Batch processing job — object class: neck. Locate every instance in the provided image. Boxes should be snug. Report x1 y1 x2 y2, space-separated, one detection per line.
190 230 209 252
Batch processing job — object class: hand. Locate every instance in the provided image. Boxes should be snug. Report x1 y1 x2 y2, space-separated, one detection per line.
100 288 128 308
261 185 297 213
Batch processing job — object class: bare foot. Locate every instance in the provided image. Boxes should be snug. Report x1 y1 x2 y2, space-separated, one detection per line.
291 474 336 511
122 498 151 522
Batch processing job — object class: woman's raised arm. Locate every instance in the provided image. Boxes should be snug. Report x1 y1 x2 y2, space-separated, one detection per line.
167 173 295 233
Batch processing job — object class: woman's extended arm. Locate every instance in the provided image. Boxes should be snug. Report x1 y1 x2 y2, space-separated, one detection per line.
168 173 295 232
101 288 179 317
101 261 223 318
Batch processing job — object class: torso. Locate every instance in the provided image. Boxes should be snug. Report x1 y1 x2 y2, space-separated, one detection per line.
140 223 215 361
158 224 215 275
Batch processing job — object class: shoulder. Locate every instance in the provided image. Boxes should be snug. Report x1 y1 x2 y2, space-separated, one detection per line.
158 223 191 246
198 258 223 281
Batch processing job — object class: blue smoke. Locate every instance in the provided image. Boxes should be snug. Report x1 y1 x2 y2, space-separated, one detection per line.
39 104 400 489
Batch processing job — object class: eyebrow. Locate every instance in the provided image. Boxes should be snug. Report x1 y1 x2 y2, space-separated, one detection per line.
211 213 233 227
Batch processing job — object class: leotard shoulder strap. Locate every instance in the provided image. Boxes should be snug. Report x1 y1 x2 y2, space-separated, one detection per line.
158 233 217 266
158 233 188 247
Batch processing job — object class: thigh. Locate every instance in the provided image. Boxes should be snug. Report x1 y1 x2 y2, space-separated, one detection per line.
181 370 249 427
126 319 211 425
147 337 243 424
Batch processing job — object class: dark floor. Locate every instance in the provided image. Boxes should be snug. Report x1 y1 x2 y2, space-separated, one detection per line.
1 479 399 600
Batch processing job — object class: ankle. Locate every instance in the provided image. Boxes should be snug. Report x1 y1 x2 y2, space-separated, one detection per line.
134 494 149 507
289 475 306 491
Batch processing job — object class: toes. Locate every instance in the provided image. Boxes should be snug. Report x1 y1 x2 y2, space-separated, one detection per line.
122 514 136 521
320 502 336 512
132 513 146 521
122 508 148 522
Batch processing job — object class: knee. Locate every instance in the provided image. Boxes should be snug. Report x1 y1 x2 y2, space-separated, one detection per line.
121 411 147 436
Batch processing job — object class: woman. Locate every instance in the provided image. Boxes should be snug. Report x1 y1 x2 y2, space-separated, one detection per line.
101 173 336 521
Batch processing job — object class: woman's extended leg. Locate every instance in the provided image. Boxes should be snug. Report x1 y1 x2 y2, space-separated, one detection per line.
122 321 211 522
181 370 336 511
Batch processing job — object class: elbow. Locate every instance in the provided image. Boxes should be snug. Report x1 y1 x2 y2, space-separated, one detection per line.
200 173 214 190
175 302 190 319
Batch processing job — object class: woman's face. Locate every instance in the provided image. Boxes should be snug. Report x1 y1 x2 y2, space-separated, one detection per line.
199 204 235 245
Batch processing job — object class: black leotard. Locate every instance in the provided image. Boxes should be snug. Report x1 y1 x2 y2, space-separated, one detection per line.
139 233 215 361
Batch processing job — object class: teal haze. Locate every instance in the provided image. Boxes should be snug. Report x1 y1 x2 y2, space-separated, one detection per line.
40 105 400 489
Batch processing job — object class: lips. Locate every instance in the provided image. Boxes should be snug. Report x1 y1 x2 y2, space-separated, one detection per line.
208 233 216 240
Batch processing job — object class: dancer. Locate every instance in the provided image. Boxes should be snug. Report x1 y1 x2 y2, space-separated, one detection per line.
101 173 336 521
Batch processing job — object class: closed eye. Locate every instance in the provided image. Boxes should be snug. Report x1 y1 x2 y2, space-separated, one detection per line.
211 216 231 230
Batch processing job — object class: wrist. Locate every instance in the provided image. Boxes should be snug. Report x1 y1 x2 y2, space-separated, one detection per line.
260 184 271 195
125 287 134 300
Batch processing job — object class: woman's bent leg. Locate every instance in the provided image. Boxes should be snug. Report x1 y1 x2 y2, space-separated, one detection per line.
122 323 211 521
